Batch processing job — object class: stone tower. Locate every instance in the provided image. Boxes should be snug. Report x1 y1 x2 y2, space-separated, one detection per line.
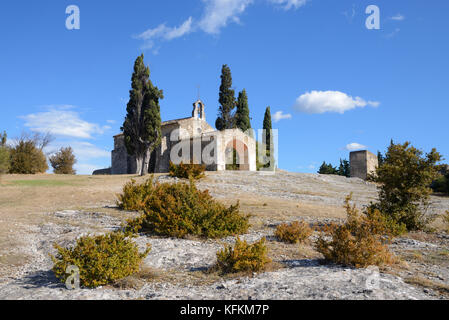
350 150 378 180
192 100 206 121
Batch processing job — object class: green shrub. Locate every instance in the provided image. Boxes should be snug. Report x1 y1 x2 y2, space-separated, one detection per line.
369 142 442 232
316 194 394 268
49 147 76 174
275 221 312 244
0 146 10 176
169 161 206 180
9 140 48 174
215 237 271 274
51 232 150 288
117 178 155 211
123 177 250 239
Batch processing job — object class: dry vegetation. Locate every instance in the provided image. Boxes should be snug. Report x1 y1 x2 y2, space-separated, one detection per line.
0 171 448 298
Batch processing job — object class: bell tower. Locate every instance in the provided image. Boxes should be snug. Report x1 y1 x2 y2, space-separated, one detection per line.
192 100 206 121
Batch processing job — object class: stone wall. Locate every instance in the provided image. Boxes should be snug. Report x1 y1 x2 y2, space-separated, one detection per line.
350 150 378 180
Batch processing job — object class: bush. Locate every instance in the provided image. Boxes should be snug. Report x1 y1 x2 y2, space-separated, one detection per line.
0 146 9 176
316 194 394 268
9 140 48 174
49 147 76 174
431 175 448 194
443 211 449 233
122 177 250 239
369 142 442 232
117 178 155 211
215 237 271 274
51 232 150 288
169 161 206 180
275 221 312 244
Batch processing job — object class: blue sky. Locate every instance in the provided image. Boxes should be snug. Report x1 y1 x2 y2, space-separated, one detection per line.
0 0 448 174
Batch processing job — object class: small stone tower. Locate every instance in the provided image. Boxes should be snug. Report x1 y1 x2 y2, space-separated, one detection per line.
192 100 206 121
350 150 378 180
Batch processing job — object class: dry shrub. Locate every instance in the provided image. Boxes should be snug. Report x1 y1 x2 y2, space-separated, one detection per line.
117 178 154 211
169 161 206 180
443 211 449 233
123 177 250 239
49 147 76 174
316 194 394 268
51 232 151 288
215 237 271 274
275 221 312 244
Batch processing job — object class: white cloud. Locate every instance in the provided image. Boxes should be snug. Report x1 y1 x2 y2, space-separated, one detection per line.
273 110 292 122
20 106 110 139
269 0 307 10
390 14 405 21
199 0 254 34
137 17 194 49
293 90 380 114
75 163 105 175
345 143 367 151
45 141 109 162
20 106 112 175
68 142 110 161
136 0 308 51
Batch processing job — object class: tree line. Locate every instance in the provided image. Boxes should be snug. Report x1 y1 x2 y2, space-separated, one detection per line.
0 131 77 178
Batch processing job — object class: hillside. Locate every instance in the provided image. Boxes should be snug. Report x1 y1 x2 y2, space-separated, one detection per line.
0 171 448 300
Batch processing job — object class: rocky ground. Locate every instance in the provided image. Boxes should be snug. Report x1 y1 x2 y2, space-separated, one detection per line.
0 171 448 300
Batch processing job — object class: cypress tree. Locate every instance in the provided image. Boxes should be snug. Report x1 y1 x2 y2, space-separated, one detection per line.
122 54 163 176
235 89 251 133
215 65 236 130
263 106 272 152
0 131 9 177
0 131 6 147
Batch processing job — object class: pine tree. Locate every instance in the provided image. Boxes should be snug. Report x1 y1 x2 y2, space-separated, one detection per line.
215 65 236 130
235 89 251 133
122 54 163 176
318 162 338 175
377 151 385 167
338 159 351 177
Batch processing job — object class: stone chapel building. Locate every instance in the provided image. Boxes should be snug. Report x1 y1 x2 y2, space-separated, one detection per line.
109 100 257 175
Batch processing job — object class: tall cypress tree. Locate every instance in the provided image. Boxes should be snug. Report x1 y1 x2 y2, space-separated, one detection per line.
122 54 163 176
235 89 251 133
263 106 272 152
215 65 236 130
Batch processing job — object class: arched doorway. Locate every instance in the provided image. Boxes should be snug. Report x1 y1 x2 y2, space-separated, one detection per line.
225 139 249 171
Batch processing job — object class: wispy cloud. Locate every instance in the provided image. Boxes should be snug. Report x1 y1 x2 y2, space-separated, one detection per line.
345 142 367 151
342 4 356 22
293 90 380 114
20 105 112 175
136 0 307 51
199 0 254 34
385 28 401 39
20 106 110 139
269 0 308 11
136 17 194 49
273 110 292 122
390 14 405 21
